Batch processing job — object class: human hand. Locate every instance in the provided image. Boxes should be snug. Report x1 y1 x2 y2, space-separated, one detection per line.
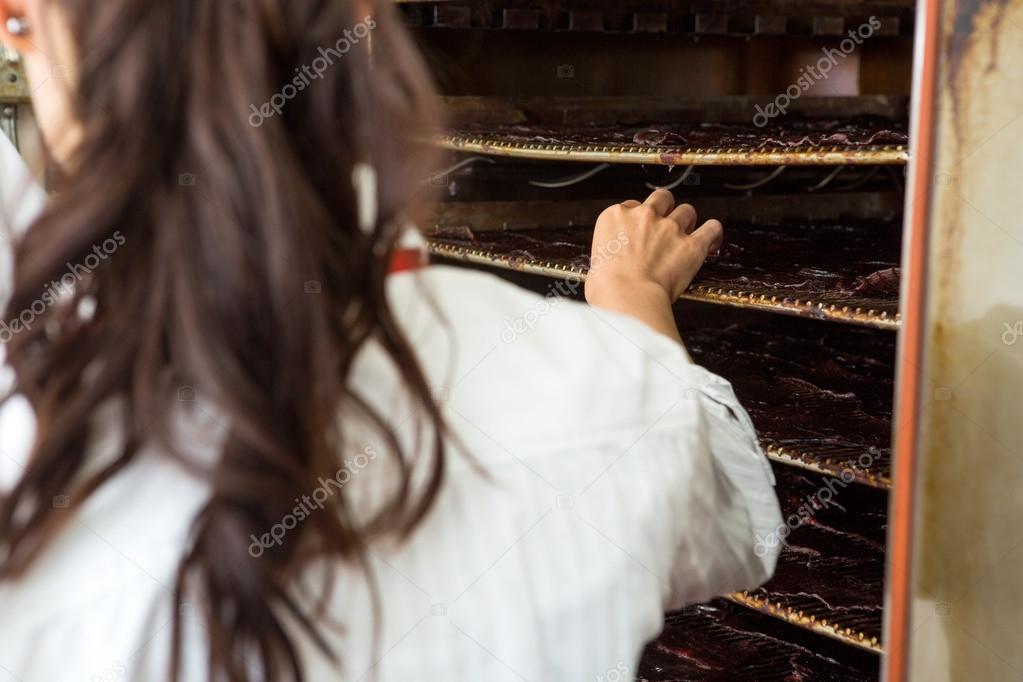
585 188 723 313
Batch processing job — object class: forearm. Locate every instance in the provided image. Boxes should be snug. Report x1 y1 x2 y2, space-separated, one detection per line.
586 277 692 360
585 189 721 361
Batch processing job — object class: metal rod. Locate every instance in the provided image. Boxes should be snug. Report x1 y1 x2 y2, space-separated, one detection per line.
436 137 910 166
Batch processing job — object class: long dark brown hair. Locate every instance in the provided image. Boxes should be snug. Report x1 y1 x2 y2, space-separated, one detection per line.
0 1 446 680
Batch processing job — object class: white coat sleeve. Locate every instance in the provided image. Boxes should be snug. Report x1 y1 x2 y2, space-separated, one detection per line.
662 369 784 610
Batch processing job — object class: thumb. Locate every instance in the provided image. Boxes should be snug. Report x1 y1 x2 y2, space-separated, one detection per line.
690 219 723 256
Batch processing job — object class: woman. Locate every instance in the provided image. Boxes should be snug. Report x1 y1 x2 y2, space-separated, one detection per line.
0 1 781 681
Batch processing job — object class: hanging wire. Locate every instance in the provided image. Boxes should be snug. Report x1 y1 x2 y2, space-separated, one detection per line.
529 163 611 188
424 155 496 184
724 166 787 190
807 165 846 192
884 165 904 193
833 166 881 191
644 165 696 191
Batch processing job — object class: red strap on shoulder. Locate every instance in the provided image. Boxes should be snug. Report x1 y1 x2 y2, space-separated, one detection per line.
388 247 427 274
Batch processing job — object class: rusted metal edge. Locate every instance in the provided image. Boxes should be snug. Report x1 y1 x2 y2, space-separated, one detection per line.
726 592 884 654
687 287 900 330
436 134 910 166
426 241 901 330
884 0 942 677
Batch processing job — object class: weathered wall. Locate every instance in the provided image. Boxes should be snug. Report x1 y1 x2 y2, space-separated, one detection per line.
908 1 1023 679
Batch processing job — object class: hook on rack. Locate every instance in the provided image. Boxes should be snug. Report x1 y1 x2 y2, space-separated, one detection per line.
724 166 787 191
529 163 611 188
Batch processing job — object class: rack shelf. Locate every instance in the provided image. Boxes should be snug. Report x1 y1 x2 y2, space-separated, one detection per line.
427 220 902 330
725 466 887 652
436 97 909 166
438 133 909 166
684 320 894 488
641 600 879 680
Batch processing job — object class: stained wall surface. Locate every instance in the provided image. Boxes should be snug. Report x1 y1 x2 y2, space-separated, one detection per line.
905 1 1023 680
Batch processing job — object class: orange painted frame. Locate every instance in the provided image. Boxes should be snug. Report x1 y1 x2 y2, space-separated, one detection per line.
884 0 942 679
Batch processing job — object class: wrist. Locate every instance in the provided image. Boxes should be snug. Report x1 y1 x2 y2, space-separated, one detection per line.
585 274 682 344
585 273 671 308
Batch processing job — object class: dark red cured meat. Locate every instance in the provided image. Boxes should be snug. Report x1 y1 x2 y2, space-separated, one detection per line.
639 600 880 681
427 220 903 318
681 320 895 484
453 120 908 151
847 267 901 296
632 128 688 146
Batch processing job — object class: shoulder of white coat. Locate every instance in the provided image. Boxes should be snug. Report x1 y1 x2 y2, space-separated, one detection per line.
389 264 701 384
386 266 726 446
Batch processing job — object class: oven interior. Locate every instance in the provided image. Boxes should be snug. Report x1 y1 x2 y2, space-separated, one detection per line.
401 1 916 678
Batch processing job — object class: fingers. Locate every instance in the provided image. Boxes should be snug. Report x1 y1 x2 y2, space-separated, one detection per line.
690 219 724 255
642 188 675 217
668 203 697 234
607 194 720 256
